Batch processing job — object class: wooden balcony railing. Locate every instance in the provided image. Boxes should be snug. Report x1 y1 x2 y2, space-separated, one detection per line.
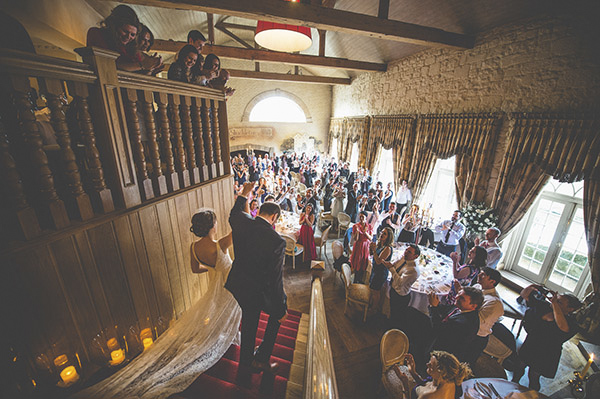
305 276 339 399
0 47 230 243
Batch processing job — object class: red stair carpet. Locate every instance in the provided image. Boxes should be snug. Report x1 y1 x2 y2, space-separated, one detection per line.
174 309 303 399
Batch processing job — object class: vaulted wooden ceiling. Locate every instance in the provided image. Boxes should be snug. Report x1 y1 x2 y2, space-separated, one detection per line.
3 0 578 84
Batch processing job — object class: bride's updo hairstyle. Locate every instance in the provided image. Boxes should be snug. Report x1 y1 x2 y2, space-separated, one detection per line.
190 209 216 237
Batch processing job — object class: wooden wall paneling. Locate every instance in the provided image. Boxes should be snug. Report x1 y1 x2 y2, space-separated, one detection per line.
86 223 137 330
112 216 154 329
154 201 186 318
47 236 104 360
127 212 161 326
2 255 50 365
72 231 113 334
138 206 174 321
186 190 203 303
14 247 77 360
168 195 192 312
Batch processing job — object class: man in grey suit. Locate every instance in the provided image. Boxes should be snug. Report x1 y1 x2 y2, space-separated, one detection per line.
225 182 287 377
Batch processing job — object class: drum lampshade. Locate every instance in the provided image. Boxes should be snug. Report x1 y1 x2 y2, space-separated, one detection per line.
255 21 312 52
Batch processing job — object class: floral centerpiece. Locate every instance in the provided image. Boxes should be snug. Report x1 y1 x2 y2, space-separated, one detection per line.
460 202 498 242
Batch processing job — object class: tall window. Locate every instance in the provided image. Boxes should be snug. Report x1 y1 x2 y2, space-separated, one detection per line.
329 139 338 161
349 142 359 172
505 180 591 297
420 157 458 221
374 148 394 188
249 96 306 122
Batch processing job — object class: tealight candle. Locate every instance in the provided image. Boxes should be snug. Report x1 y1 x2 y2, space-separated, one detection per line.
110 349 125 365
59 366 80 385
142 338 153 350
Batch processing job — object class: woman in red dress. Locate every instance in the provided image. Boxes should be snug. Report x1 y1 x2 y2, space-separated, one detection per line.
298 202 318 262
350 211 373 283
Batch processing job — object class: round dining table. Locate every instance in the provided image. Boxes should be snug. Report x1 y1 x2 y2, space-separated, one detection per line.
276 211 301 238
381 243 454 316
461 378 548 399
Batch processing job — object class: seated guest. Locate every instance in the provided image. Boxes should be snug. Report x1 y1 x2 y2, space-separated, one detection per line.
435 211 466 257
398 204 421 243
378 202 401 237
368 227 394 315
466 267 504 365
137 24 164 75
450 246 487 286
428 286 483 363
298 203 318 262
167 44 200 83
512 284 582 391
394 352 471 399
418 219 436 249
475 227 503 269
385 244 420 329
87 5 161 72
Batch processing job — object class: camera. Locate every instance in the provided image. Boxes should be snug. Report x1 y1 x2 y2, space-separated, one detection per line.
531 285 550 301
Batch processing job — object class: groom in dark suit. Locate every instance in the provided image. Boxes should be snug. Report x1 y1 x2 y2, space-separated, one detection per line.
226 182 287 376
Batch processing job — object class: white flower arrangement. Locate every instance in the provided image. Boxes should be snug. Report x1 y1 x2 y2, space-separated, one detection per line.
460 202 498 241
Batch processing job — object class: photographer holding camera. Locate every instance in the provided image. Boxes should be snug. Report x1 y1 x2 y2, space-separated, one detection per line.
512 284 582 391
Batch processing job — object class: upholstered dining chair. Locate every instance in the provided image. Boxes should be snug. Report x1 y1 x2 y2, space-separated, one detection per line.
314 225 331 260
341 263 370 322
380 329 412 399
337 212 351 238
332 240 344 282
282 234 304 269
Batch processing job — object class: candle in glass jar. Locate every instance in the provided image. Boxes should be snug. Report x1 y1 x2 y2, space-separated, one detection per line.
110 349 125 365
59 366 80 385
581 353 594 376
142 338 153 350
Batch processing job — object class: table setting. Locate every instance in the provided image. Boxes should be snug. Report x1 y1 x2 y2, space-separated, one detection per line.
461 378 547 399
381 243 454 315
276 211 301 237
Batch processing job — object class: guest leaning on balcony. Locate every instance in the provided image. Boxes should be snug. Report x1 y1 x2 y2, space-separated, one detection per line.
86 5 161 73
167 45 201 84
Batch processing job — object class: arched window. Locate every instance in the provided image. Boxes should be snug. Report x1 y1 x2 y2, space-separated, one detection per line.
243 90 312 123
249 96 306 123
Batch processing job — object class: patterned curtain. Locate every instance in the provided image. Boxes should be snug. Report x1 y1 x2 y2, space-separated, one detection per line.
584 179 600 293
369 115 415 179
407 114 501 202
343 117 368 163
491 115 600 235
328 118 344 159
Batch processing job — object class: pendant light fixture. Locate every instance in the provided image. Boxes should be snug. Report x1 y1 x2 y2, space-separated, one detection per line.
255 0 312 53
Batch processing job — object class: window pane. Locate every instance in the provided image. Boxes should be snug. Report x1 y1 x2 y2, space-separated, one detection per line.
548 207 588 292
249 96 306 122
420 157 457 221
517 199 565 275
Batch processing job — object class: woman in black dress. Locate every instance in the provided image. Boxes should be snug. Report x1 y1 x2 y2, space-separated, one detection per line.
369 227 394 315
512 284 582 391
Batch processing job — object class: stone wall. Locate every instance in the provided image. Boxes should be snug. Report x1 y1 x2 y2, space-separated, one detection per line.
331 14 600 203
332 15 600 116
225 61 333 155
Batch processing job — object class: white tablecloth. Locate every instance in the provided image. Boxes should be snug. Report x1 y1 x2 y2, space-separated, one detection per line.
276 211 300 238
382 243 453 315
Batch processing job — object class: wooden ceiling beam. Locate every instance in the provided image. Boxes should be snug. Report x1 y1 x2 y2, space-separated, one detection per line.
228 69 351 85
153 40 387 72
115 0 474 49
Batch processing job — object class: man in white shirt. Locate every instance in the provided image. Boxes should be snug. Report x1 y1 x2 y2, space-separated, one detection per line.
385 244 421 328
476 227 503 269
435 210 466 257
467 267 504 365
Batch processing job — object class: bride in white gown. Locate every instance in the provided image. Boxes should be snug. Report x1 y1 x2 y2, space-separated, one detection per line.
74 209 242 399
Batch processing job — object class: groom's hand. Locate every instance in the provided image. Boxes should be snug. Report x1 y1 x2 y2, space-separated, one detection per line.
241 182 255 197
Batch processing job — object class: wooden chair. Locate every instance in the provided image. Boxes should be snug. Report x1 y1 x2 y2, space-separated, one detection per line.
282 234 304 270
380 329 412 399
380 329 409 373
501 297 526 338
337 212 351 238
332 240 344 281
341 263 370 322
318 210 334 231
314 225 332 260
483 334 513 365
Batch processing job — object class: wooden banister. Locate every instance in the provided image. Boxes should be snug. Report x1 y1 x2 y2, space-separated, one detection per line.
0 47 230 243
305 277 339 398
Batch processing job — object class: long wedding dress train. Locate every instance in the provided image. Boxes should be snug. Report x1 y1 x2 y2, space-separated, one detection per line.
73 247 241 399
